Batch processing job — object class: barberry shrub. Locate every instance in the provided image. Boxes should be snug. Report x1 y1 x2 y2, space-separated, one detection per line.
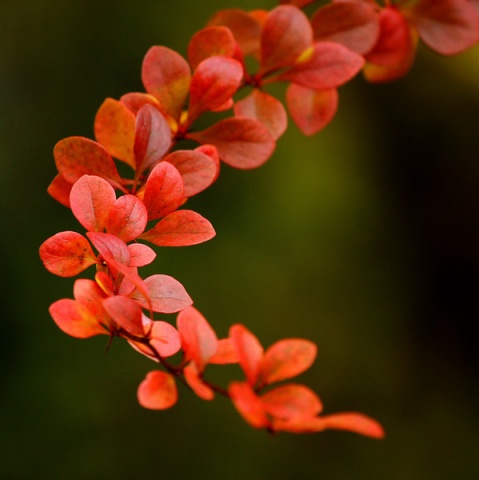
39 0 478 438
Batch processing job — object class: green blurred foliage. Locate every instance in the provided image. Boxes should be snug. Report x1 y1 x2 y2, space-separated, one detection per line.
1 1 479 478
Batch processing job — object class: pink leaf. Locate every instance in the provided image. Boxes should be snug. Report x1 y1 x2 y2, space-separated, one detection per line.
137 371 178 410
39 231 97 277
105 194 148 243
163 149 219 197
130 274 193 314
187 117 275 169
229 324 264 387
234 89 287 140
141 46 191 120
120 92 161 116
184 363 215 400
177 306 218 372
209 338 240 364
141 162 184 221
103 295 145 337
228 381 269 429
188 56 243 122
128 243 156 267
286 83 338 136
134 104 172 177
140 210 216 247
69 175 116 232
94 98 136 168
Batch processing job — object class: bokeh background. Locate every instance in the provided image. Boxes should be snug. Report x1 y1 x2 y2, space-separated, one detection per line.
2 1 479 478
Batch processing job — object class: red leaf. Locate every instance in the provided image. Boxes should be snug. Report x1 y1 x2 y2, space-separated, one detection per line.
311 2 380 55
318 412 385 438
188 56 243 123
47 174 72 207
137 371 178 410
260 5 313 74
69 175 116 232
261 339 317 385
127 243 156 267
261 384 323 420
87 231 130 266
120 92 161 116
141 162 184 221
134 104 172 177
140 210 215 247
228 381 269 429
234 89 287 140
188 26 237 70
39 231 97 277
408 0 479 54
54 137 122 189
363 7 417 83
209 338 240 364
147 319 181 358
49 298 107 338
207 9 264 57
105 194 148 243
163 149 219 197
184 363 215 400
278 42 364 89
229 324 264 387
142 46 191 120
103 295 145 337
187 117 275 169
177 306 218 372
94 98 136 168
129 274 192 314
286 84 338 136
279 0 316 7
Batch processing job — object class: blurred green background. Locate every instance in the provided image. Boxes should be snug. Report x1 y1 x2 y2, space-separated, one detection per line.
2 1 479 478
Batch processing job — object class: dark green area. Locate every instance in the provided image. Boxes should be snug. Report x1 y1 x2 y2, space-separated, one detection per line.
1 1 479 478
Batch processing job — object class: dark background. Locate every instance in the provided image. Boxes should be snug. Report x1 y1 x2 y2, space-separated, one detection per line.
1 1 479 478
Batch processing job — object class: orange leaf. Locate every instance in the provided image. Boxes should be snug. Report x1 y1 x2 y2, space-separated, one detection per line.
177 306 218 372
73 278 113 331
234 89 287 140
94 98 136 168
141 46 191 121
229 324 264 386
105 194 148 243
187 117 275 169
140 210 215 247
183 363 215 400
39 231 97 277
261 338 317 385
286 84 338 136
47 174 72 207
103 295 145 337
228 381 270 429
54 137 122 188
137 371 178 410
188 26 237 70
209 338 240 364
311 1 380 55
261 384 323 420
260 5 313 74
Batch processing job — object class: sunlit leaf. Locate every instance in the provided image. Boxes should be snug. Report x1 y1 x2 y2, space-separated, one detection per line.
260 5 313 74
261 339 317 385
49 298 106 338
188 56 243 122
229 324 264 386
228 381 269 429
187 117 275 169
105 194 148 243
73 278 113 331
39 231 97 277
69 175 116 232
134 104 172 177
54 136 122 188
163 148 219 197
177 306 218 372
142 46 191 120
137 371 178 410
188 26 237 70
103 295 145 337
234 89 287 140
261 384 323 419
408 0 479 54
130 274 192 314
128 243 156 267
311 1 380 55
140 210 215 247
286 84 338 136
94 98 136 168
141 162 184 221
